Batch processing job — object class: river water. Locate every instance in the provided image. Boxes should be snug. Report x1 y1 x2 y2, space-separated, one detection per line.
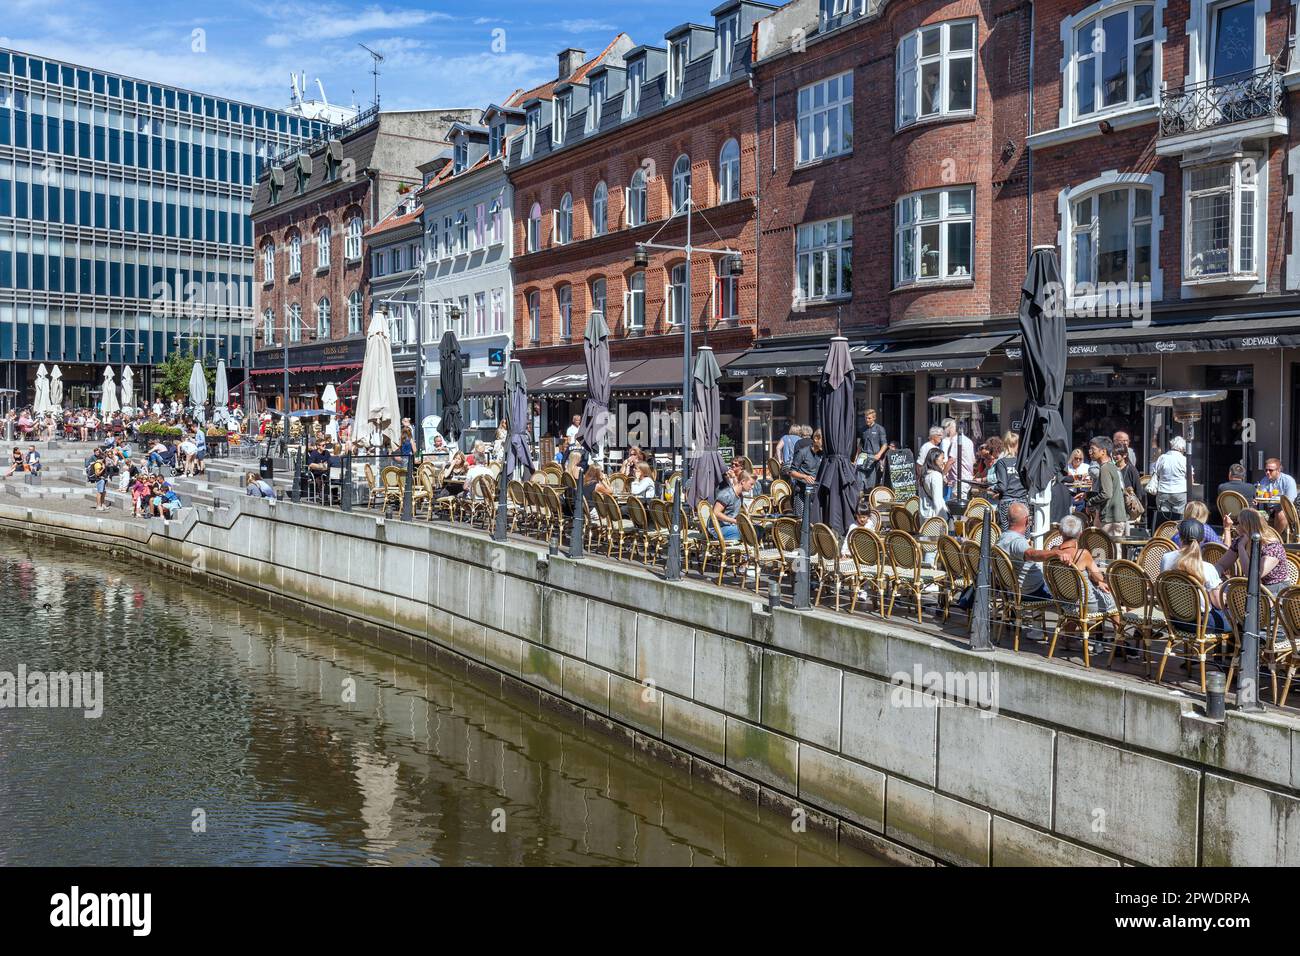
0 535 886 866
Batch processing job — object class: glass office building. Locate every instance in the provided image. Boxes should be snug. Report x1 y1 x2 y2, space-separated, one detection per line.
0 47 330 406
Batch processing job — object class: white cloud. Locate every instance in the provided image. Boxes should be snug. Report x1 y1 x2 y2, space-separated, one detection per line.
263 4 452 47
554 19 617 34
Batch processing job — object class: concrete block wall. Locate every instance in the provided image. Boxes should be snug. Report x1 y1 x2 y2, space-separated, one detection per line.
5 494 1300 867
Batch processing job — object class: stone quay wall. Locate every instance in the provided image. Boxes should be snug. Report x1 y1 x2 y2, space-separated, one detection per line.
3 494 1299 866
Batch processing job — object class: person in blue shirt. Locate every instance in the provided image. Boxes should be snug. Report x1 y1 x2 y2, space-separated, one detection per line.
152 482 182 519
1256 458 1299 537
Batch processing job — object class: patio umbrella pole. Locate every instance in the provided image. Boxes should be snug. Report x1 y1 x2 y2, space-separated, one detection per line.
341 454 352 512
794 482 811 608
1239 532 1262 711
401 454 414 521
569 455 586 559
970 508 993 651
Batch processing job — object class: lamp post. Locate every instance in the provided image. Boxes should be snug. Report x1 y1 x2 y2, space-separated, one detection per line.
633 195 741 582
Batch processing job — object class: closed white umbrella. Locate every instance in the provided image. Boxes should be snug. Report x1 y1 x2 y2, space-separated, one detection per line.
213 359 229 425
100 365 119 416
321 383 339 441
120 366 134 415
33 364 50 415
49 366 63 409
188 360 207 424
354 312 401 450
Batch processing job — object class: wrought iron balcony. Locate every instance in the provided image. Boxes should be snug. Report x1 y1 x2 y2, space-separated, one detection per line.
1159 62 1285 139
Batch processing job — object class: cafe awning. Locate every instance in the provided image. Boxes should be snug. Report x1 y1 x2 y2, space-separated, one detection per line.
857 333 1014 374
614 351 745 392
531 359 646 395
1001 314 1300 360
464 374 507 397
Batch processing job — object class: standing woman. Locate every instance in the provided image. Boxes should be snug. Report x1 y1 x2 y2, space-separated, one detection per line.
1152 435 1189 526
919 447 949 523
987 431 1027 527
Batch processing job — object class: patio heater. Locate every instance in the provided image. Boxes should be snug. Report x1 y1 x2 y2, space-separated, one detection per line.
928 391 993 511
1144 389 1227 460
650 392 683 494
735 391 786 489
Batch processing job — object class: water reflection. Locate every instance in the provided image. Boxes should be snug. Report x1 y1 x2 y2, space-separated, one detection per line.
0 536 886 867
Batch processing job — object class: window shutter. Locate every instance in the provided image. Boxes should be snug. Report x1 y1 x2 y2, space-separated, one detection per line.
624 187 632 225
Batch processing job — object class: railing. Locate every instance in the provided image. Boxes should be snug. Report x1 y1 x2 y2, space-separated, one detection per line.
265 103 380 170
1159 61 1285 138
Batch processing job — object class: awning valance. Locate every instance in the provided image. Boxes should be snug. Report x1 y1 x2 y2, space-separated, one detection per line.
1003 315 1300 359
614 351 744 391
856 334 1013 374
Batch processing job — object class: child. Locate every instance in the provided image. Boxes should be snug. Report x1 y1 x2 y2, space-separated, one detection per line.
130 473 151 517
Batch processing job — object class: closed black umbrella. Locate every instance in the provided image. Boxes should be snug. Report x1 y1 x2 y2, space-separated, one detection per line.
1016 246 1070 501
437 331 463 443
576 312 610 455
813 336 859 537
504 359 534 480
688 346 726 509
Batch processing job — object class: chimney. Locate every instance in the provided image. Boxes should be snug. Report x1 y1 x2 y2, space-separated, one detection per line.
558 47 586 80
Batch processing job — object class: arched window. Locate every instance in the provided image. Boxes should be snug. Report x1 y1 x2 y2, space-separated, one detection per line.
288 232 302 276
719 139 740 203
556 193 573 245
316 296 331 338
528 291 541 342
592 182 608 237
1063 178 1160 296
316 223 330 269
624 271 645 330
528 202 542 252
263 243 275 282
626 169 647 227
345 215 362 259
287 302 302 342
557 284 573 339
348 290 363 334
262 307 274 343
589 276 607 318
672 155 691 214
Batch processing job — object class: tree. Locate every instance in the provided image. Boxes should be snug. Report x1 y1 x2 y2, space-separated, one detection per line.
154 349 214 402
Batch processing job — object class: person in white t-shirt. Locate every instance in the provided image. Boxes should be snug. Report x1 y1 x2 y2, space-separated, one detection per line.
565 415 581 442
916 425 943 484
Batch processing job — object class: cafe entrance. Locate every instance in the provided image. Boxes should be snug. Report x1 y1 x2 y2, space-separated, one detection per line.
1065 367 1156 468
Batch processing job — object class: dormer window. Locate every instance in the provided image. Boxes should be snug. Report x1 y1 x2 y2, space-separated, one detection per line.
714 14 739 80
554 93 569 146
454 138 468 173
587 76 605 132
624 61 644 117
525 108 539 156
668 38 688 100
489 122 503 158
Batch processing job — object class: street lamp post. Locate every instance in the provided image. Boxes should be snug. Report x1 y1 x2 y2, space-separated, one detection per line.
634 195 740 582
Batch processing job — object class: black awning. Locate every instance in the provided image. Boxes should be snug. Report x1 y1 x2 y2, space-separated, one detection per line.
616 351 744 391
725 342 880 378
857 334 1014 374
1004 315 1300 359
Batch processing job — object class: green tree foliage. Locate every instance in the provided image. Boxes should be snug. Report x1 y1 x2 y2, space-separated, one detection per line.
154 350 214 401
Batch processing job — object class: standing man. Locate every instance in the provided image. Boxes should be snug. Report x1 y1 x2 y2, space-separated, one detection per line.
565 415 581 443
788 428 824 521
856 408 891 490
916 425 943 483
779 423 802 472
1084 436 1127 538
940 417 974 503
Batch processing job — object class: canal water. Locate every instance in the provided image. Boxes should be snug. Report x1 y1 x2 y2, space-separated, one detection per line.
0 535 886 866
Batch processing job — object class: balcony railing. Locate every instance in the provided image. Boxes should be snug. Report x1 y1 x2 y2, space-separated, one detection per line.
1159 61 1285 139
265 103 380 169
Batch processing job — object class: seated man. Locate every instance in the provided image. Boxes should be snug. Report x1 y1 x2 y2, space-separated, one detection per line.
996 501 1059 600
25 445 41 476
306 441 331 497
152 482 183 519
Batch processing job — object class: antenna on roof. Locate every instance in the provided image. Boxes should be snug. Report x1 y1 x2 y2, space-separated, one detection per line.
358 43 384 109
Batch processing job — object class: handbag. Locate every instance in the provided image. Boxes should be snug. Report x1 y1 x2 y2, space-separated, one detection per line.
1145 475 1159 496
1124 486 1146 521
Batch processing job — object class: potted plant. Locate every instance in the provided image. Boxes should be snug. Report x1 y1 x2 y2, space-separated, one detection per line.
205 425 229 457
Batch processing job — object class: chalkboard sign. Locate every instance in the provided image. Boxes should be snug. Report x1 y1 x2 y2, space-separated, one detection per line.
888 448 917 499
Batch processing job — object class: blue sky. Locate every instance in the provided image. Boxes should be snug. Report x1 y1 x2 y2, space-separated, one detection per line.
2 0 707 112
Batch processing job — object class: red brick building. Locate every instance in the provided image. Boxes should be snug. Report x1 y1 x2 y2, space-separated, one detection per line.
738 0 1300 484
506 6 774 445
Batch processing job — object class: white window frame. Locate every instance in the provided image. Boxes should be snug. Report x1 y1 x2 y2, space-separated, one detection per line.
590 277 607 318
316 224 330 269
262 307 274 343
624 61 645 117
624 271 646 330
796 215 854 302
1182 0 1266 89
713 14 740 81
348 290 362 334
456 210 469 252
527 202 542 252
524 108 539 157
896 19 976 130
490 198 505 245
593 181 608 236
263 243 275 282
345 216 362 260
528 290 540 341
626 169 647 226
668 38 689 100
719 139 740 202
587 76 605 132
492 287 505 332
554 93 569 146
894 186 973 286
556 193 573 244
287 302 302 342
1057 169 1165 306
1061 1 1160 126
288 233 301 276
798 71 854 164
672 155 692 214
489 122 503 158
316 296 330 338
1182 157 1262 284
474 291 487 336
557 284 573 339
715 262 739 319
668 263 687 326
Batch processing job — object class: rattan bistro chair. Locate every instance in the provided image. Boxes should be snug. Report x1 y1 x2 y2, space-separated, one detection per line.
771 517 805 595
736 512 784 595
867 485 895 511
889 504 917 535
1273 586 1300 706
1221 577 1284 699
1079 526 1116 562
1138 538 1177 581
1154 569 1233 693
1153 520 1180 541
811 523 858 610
1105 559 1162 673
884 530 942 624
935 534 968 623
846 527 888 614
989 545 1054 651
1044 559 1109 668
1217 489 1249 526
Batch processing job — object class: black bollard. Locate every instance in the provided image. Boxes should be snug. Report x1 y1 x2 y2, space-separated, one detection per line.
1206 671 1227 720
665 480 683 581
970 508 993 651
768 577 781 614
340 454 352 512
794 481 811 609
401 454 415 521
1239 532 1263 711
291 447 301 503
493 457 510 543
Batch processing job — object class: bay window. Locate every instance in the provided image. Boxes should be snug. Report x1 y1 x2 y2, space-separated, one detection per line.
894 186 973 285
1069 184 1153 292
1185 159 1258 280
896 20 975 129
796 215 853 302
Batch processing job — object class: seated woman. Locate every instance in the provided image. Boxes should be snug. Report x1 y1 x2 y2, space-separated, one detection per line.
629 461 656 500
445 450 469 480
1172 500 1221 546
713 469 757 541
1161 518 1231 631
1053 514 1124 645
1215 508 1290 597
620 446 645 477
582 464 613 504
3 447 26 478
1066 448 1090 481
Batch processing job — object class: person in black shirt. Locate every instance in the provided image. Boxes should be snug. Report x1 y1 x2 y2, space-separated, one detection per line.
856 408 891 490
1217 463 1256 505
1112 432 1140 491
788 429 824 520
